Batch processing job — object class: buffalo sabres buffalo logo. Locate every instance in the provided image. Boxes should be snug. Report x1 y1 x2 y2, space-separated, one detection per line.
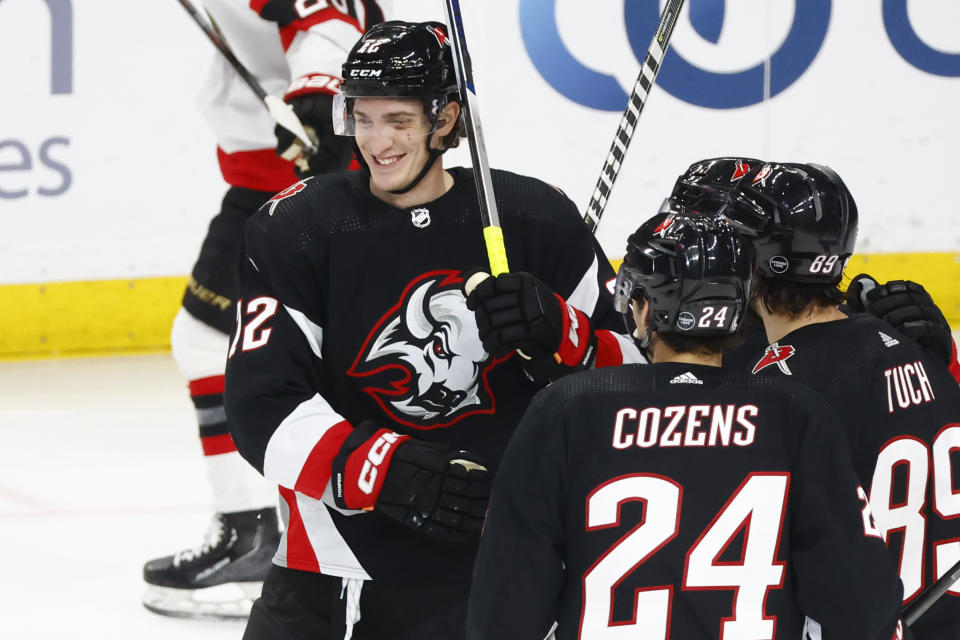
347 271 505 429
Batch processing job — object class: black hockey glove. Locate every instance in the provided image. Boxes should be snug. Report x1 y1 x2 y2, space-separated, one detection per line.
464 270 597 384
275 87 353 178
846 274 953 366
331 422 489 541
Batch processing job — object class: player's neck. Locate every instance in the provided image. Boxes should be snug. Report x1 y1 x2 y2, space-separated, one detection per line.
371 162 454 210
756 303 848 344
648 337 723 367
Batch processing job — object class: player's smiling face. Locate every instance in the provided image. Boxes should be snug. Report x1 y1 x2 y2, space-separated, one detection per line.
353 97 435 194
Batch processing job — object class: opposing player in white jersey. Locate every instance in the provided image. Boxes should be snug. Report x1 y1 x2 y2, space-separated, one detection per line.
142 0 385 620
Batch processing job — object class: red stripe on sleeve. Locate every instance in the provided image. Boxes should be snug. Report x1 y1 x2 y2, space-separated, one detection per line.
293 420 353 500
594 330 625 368
201 433 238 456
949 340 960 386
278 486 320 573
249 0 270 12
217 147 298 193
189 374 226 397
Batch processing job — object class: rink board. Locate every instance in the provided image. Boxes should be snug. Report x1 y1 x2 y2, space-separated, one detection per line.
1 252 957 360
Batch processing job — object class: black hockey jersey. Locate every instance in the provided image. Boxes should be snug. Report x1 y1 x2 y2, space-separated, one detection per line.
750 313 960 640
223 167 643 581
467 363 903 640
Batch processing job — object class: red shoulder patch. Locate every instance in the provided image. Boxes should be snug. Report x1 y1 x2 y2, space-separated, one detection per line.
752 343 796 375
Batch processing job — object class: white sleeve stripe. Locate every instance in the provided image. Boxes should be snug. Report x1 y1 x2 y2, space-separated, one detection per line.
566 254 600 316
286 22 365 80
263 394 345 489
614 332 648 364
284 304 323 359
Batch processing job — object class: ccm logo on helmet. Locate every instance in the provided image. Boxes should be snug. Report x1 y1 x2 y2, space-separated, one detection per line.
358 431 402 494
350 69 383 78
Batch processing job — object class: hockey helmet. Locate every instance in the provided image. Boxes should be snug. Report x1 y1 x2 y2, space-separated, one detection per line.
669 157 763 212
614 210 753 336
724 163 858 283
335 21 459 136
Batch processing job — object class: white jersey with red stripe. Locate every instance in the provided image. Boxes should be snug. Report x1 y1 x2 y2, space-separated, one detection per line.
195 0 387 192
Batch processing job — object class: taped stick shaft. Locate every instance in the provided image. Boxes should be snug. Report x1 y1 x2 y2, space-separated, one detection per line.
584 0 685 234
443 0 509 275
175 0 317 154
176 0 267 101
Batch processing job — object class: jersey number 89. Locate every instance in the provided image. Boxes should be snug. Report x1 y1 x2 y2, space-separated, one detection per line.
870 426 960 601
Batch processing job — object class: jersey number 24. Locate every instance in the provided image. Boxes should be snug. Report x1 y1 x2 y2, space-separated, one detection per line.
581 472 788 640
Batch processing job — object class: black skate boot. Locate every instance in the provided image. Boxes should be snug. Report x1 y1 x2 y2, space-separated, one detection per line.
142 507 280 620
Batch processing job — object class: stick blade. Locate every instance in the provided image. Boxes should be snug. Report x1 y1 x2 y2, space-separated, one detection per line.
264 95 318 155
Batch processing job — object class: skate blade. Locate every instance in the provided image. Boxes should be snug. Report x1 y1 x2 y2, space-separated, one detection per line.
142 582 262 621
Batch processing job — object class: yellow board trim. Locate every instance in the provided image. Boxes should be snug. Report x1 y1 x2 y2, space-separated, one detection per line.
609 251 960 326
1 252 957 361
0 276 187 360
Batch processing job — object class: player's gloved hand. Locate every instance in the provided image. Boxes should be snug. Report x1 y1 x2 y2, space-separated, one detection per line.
275 77 354 178
331 421 488 541
464 270 597 384
846 274 953 365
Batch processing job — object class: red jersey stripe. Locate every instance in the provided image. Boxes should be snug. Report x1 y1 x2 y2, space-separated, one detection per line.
201 433 238 456
278 486 320 573
189 374 226 397
595 330 625 368
217 147 298 193
294 420 353 500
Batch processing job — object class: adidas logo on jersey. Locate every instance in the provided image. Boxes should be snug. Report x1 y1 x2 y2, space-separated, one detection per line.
879 331 900 348
670 372 702 384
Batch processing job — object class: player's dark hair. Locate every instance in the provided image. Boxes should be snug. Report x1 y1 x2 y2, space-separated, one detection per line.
753 275 845 318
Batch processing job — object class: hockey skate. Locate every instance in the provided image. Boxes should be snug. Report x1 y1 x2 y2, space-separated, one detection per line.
142 507 280 620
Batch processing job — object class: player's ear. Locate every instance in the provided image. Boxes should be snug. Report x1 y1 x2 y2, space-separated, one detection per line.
435 100 460 138
631 298 649 334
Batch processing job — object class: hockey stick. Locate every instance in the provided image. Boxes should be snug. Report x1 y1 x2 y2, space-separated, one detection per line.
583 0 685 233
441 0 510 277
902 557 960 627
175 0 318 156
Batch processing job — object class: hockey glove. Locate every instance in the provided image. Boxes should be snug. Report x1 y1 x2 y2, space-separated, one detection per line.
331 422 489 541
846 274 953 366
275 79 353 178
465 270 597 384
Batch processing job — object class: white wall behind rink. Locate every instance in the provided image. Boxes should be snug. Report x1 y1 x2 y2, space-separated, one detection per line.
1 0 957 285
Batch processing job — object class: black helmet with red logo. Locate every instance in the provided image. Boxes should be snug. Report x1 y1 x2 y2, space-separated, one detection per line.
334 21 464 194
341 21 458 99
724 162 858 283
614 209 753 337
669 157 763 212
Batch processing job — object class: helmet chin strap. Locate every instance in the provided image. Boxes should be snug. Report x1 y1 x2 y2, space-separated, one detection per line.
351 137 446 197
388 146 444 195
